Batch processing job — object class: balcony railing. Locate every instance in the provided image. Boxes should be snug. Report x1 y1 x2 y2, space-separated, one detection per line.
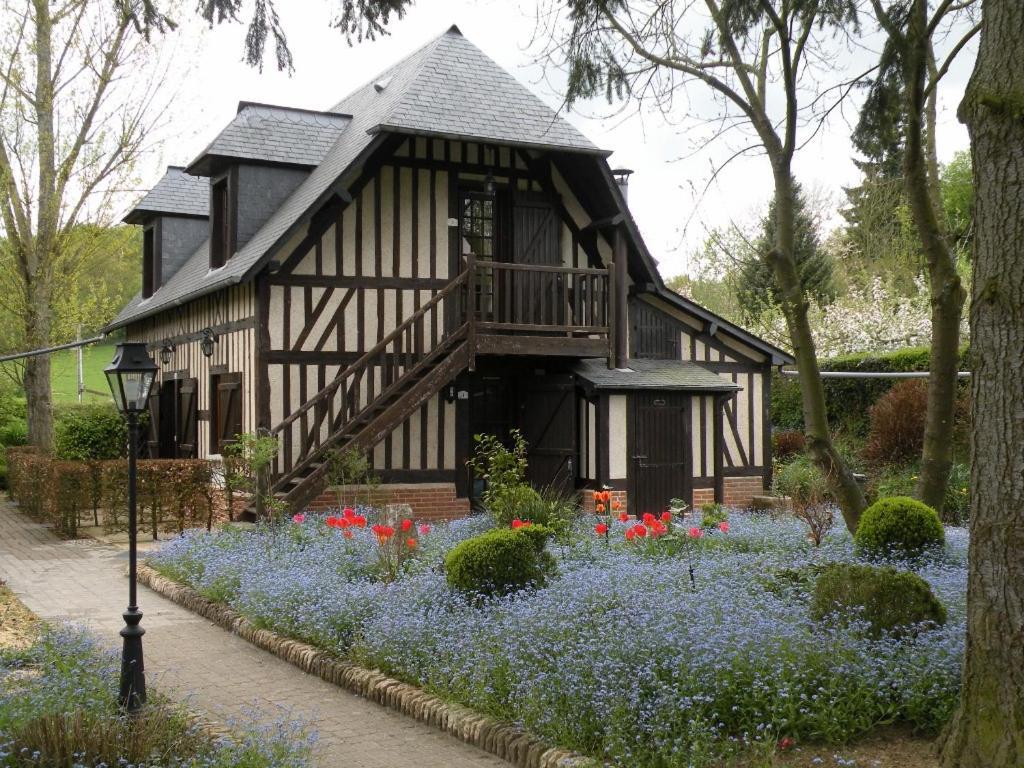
463 259 611 336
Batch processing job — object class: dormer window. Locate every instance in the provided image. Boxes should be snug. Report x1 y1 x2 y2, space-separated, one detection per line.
209 171 235 269
142 222 160 298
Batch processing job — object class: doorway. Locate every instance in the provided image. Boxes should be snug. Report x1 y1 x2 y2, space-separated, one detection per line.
629 391 692 515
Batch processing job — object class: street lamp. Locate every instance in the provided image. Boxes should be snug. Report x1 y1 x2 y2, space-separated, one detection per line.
104 342 157 714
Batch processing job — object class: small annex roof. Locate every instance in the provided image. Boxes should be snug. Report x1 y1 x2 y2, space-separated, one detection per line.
573 358 741 393
106 24 609 331
186 103 352 176
123 166 209 224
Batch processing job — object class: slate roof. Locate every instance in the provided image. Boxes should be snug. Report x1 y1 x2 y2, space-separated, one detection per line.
186 104 351 175
573 358 741 393
122 166 209 224
107 25 609 331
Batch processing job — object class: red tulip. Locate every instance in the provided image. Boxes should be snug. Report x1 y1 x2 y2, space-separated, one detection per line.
343 507 355 519
401 518 413 532
612 500 622 510
625 527 636 541
633 524 647 538
778 736 795 751
660 511 672 523
592 491 601 502
650 521 667 537
599 490 611 503
353 515 367 528
338 517 351 529
642 512 656 526
595 522 609 535
418 524 431 536
719 521 730 533
291 513 305 524
372 524 395 542
511 518 524 529
688 527 703 539
326 516 338 528
618 512 630 523
343 529 353 539
406 537 417 549
596 503 606 514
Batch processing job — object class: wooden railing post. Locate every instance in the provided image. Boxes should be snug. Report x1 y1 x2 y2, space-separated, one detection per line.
466 255 477 372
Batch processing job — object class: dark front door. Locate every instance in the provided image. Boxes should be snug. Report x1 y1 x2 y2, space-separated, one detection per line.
157 380 180 458
511 193 562 328
520 373 576 493
176 378 198 458
629 391 692 516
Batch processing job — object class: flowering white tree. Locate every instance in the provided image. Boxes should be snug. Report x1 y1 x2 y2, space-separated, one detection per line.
754 276 968 359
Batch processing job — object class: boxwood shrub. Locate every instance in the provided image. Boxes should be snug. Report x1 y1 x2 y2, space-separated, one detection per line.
811 562 947 637
445 524 555 598
54 404 127 461
854 496 945 557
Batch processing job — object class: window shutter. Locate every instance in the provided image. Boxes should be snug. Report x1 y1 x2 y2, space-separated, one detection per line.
146 385 161 458
216 374 243 453
177 378 198 458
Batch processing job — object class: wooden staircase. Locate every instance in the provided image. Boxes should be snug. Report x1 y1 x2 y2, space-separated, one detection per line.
263 269 473 515
252 256 613 517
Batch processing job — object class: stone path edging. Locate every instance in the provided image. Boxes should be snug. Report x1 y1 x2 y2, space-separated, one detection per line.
137 564 595 768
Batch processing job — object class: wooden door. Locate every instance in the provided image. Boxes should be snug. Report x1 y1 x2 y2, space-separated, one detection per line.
176 378 198 458
147 385 161 458
629 391 691 516
214 373 243 453
520 374 576 493
511 194 562 328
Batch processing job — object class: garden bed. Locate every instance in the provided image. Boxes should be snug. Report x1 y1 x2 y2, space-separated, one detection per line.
0 589 315 767
146 510 967 767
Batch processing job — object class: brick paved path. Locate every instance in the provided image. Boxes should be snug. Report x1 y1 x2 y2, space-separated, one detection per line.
0 500 508 768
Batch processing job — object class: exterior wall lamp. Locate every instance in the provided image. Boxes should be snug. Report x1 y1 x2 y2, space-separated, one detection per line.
159 344 175 366
199 327 217 358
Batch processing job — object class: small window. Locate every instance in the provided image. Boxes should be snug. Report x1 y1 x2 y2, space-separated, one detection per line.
210 174 233 269
142 221 162 298
210 372 242 454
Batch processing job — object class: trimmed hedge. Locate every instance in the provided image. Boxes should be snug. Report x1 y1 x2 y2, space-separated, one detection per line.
54 404 127 461
445 524 555 598
772 345 971 433
811 563 947 637
854 496 945 557
6 448 216 539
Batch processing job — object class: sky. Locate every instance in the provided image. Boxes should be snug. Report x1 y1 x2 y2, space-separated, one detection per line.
140 0 976 280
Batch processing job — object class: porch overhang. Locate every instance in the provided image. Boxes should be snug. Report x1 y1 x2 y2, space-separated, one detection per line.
573 358 741 396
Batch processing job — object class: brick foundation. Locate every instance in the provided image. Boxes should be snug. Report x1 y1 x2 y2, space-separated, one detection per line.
304 483 471 521
582 477 767 518
694 477 767 509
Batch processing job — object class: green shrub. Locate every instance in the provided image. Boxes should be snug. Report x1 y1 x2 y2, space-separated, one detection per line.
466 430 528 512
54 404 126 461
772 345 971 435
445 525 555 598
699 503 728 529
854 496 945 557
0 419 28 447
772 455 830 507
488 483 542 527
811 563 947 636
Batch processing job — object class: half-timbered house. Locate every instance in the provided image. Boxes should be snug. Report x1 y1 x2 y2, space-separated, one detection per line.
106 25 793 519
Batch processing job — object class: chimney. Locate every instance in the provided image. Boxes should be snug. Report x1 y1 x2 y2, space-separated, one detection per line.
612 168 634 202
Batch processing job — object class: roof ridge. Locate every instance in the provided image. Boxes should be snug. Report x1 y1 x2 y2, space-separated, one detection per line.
237 101 353 120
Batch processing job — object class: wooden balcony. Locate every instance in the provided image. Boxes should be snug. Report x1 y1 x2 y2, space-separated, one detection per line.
462 258 612 358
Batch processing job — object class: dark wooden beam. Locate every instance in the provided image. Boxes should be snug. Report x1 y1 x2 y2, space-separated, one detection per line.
474 335 607 357
613 226 629 369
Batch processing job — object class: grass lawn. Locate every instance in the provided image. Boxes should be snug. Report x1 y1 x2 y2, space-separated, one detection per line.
148 508 962 767
49 339 118 405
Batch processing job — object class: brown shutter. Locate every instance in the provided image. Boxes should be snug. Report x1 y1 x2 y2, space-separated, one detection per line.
146 385 161 458
216 374 243 453
177 378 198 458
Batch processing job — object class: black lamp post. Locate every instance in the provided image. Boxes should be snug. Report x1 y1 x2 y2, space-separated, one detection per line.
104 342 157 715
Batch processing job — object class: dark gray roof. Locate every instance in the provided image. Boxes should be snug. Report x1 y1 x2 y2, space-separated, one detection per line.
186 104 351 175
573 358 741 392
123 166 208 224
356 25 603 154
107 25 609 331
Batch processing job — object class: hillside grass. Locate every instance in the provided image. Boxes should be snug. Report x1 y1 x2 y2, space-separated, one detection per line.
50 340 118 405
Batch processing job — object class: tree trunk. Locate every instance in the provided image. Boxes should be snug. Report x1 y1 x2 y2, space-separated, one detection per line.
905 0 967 513
938 1 1024 763
768 168 867 533
25 0 57 451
